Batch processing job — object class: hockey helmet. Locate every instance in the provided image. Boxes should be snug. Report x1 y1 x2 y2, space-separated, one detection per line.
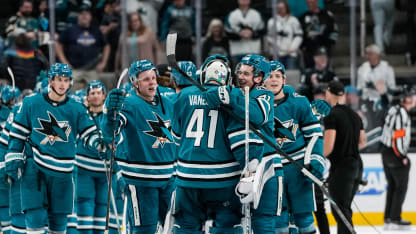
171 61 198 86
270 60 286 77
0 85 21 104
86 80 106 95
70 89 87 103
128 59 158 82
48 63 73 82
200 54 231 85
236 54 271 82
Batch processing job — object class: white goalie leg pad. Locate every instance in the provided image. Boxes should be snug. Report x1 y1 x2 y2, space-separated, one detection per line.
252 157 275 209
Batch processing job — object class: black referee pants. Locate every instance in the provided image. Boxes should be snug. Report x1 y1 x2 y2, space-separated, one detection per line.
328 158 362 234
382 147 411 221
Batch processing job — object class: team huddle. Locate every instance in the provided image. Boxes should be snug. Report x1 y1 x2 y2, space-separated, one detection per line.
0 53 329 234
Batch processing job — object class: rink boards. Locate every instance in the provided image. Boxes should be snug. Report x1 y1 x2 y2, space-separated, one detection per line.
324 153 416 226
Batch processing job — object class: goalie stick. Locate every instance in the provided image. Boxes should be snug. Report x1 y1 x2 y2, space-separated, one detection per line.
242 86 251 234
105 68 128 234
166 33 356 234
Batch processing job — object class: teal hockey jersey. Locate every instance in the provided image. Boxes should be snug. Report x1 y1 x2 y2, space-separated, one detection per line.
0 106 11 131
171 84 242 189
75 111 110 175
272 86 323 165
101 92 176 188
228 87 283 175
7 93 99 177
0 104 17 188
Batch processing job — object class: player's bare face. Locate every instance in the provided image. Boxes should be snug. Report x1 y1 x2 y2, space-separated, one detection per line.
265 70 285 98
135 70 158 102
237 64 255 89
87 88 105 108
50 76 70 96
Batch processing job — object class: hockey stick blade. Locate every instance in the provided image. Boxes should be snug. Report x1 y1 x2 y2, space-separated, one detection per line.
166 33 207 91
117 68 128 89
166 33 356 234
7 67 15 89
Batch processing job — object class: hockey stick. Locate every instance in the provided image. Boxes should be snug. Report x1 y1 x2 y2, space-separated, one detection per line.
103 157 122 234
87 108 122 234
105 68 128 234
243 86 251 234
166 33 356 234
6 67 22 180
7 67 15 90
117 69 129 90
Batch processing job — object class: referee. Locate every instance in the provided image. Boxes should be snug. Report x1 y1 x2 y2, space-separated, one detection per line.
380 86 416 230
323 80 367 234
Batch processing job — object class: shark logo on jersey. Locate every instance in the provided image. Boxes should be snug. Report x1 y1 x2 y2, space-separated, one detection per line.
143 112 173 148
274 117 298 147
35 111 72 145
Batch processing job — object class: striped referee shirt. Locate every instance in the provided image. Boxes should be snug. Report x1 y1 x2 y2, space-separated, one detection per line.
381 104 411 158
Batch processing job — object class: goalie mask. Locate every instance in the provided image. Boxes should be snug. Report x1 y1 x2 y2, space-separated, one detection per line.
200 54 231 85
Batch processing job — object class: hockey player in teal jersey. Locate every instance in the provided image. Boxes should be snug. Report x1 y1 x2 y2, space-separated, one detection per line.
205 54 284 234
74 80 122 233
0 103 28 234
264 61 326 234
101 60 176 234
5 63 105 234
0 87 22 234
170 61 198 94
170 54 254 234
0 86 20 131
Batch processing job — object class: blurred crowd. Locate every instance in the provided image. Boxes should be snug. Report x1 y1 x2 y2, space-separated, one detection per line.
0 0 415 150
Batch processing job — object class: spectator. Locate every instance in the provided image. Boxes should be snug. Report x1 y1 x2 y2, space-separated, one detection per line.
298 46 337 102
5 0 40 49
345 85 361 112
159 0 194 61
0 33 48 90
127 0 164 36
34 0 50 57
202 18 230 61
225 0 264 66
115 12 160 75
35 0 48 31
357 44 395 104
56 6 110 90
266 0 303 69
100 0 121 72
370 0 395 54
324 80 367 234
286 0 325 18
404 0 416 65
299 0 338 68
380 86 415 230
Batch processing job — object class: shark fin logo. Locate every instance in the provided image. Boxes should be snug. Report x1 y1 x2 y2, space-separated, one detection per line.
274 117 298 147
143 112 173 148
35 111 72 145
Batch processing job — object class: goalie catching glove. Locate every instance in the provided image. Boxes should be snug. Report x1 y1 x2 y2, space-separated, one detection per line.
235 159 259 204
